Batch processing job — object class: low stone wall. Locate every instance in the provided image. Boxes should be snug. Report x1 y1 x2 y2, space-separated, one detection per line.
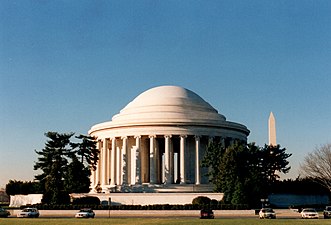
9 194 43 207
72 192 224 206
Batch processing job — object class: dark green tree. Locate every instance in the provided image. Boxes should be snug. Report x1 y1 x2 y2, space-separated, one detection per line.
63 156 91 193
202 140 291 207
34 132 74 204
71 134 99 170
5 180 41 195
201 138 226 191
260 144 292 182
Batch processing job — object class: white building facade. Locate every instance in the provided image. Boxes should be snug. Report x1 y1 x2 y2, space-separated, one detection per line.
89 86 249 193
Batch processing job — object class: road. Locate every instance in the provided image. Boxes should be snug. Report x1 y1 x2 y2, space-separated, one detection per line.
8 209 304 219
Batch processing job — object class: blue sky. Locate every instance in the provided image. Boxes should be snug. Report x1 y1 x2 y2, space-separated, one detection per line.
1 0 331 188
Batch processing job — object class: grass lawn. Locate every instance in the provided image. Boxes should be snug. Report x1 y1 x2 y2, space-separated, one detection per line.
0 218 330 225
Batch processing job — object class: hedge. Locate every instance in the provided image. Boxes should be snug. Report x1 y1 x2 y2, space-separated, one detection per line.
22 203 249 210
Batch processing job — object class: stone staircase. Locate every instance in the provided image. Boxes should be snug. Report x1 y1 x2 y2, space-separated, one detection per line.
110 183 213 193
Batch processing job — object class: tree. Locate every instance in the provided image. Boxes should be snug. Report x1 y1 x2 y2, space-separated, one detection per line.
34 132 98 203
260 144 292 184
34 132 74 204
63 156 91 193
202 140 292 207
300 143 331 192
201 138 226 191
71 134 99 170
5 180 41 195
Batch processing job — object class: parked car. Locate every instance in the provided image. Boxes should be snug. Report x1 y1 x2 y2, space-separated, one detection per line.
17 208 39 218
200 209 214 219
0 207 10 217
301 208 319 219
75 208 95 218
324 206 331 219
259 208 276 219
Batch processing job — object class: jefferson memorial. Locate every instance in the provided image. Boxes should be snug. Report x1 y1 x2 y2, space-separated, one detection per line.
88 86 249 199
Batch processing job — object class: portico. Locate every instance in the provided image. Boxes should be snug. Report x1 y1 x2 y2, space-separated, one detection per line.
89 86 249 193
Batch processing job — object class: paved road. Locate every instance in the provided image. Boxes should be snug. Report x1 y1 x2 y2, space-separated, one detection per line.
9 209 303 219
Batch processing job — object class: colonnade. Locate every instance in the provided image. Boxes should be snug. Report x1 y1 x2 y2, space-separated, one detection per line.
90 135 205 191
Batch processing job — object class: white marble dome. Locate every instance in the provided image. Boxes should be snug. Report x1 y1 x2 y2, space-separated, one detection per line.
89 85 249 138
111 85 226 127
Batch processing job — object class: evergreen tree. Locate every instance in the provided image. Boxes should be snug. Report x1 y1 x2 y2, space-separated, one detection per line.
34 132 73 204
71 134 99 170
64 156 90 193
202 140 291 207
34 132 98 203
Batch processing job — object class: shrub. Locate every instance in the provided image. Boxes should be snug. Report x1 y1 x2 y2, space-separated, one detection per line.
192 196 211 205
73 196 100 205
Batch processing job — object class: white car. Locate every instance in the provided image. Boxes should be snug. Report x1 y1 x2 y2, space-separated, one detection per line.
75 208 95 218
17 208 39 218
301 208 319 219
259 208 276 219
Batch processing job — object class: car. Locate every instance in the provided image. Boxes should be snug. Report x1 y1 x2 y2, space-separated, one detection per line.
75 208 95 218
301 208 319 219
324 206 331 219
200 209 214 219
17 208 39 218
259 208 276 219
0 207 10 217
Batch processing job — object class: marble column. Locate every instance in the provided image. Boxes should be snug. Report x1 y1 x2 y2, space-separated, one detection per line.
92 140 100 189
101 139 108 186
180 135 187 184
121 136 128 185
130 137 136 185
135 136 141 184
116 143 121 185
110 138 116 186
149 135 157 184
164 135 172 184
195 136 200 185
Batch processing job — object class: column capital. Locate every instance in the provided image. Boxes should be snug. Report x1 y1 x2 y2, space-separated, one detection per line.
134 135 141 139
180 135 187 139
164 134 172 138
121 136 128 140
149 135 156 139
195 135 201 141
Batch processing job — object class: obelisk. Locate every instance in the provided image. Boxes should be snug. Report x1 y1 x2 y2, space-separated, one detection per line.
268 112 276 146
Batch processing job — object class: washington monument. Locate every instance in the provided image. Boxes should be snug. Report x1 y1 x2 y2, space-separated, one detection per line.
268 112 277 146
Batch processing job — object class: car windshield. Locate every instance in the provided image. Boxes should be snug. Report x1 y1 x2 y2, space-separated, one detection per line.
262 208 274 213
303 209 316 212
326 207 331 211
80 209 91 212
22 208 33 212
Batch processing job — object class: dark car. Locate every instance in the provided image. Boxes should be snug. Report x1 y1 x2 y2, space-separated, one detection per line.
324 206 331 219
0 207 10 218
200 209 214 219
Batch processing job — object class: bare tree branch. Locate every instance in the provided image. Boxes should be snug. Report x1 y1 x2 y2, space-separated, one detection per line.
300 143 331 192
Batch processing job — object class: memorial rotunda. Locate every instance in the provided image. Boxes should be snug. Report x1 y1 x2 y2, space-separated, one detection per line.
89 85 249 193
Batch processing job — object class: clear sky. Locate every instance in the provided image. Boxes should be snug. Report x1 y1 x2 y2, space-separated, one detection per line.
1 0 331 188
